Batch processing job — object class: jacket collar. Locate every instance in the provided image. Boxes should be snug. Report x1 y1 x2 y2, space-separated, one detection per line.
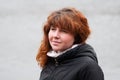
47 44 79 58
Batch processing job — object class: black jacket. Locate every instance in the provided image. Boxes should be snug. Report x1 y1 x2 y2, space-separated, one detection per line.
40 43 104 80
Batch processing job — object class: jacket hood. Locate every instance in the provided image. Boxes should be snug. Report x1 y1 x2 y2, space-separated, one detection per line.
56 43 98 63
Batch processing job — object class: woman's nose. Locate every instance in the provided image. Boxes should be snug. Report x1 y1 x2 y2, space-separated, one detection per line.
53 30 60 38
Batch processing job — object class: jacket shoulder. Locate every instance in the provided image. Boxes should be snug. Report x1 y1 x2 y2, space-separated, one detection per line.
78 57 104 80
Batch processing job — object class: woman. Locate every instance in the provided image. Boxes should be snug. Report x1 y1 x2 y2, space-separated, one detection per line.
36 7 104 80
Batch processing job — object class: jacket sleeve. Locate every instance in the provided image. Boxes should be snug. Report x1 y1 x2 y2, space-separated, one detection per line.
79 61 104 80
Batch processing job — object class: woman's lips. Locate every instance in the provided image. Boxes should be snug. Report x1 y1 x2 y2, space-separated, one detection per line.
51 41 61 45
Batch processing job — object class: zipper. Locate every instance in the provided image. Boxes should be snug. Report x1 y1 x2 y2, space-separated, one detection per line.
47 59 59 80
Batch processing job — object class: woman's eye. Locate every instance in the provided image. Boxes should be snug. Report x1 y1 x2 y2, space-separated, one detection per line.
50 27 56 31
61 29 68 33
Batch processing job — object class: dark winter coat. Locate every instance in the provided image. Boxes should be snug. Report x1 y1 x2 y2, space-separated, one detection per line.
40 43 104 80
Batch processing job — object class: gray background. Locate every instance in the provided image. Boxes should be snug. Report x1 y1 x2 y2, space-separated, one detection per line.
0 0 120 80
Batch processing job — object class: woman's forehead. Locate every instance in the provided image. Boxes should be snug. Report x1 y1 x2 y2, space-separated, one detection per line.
50 24 66 30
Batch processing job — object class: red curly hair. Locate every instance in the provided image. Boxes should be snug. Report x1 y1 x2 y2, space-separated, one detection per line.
36 7 91 67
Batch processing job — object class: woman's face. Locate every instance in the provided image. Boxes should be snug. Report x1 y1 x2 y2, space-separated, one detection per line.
48 27 75 52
